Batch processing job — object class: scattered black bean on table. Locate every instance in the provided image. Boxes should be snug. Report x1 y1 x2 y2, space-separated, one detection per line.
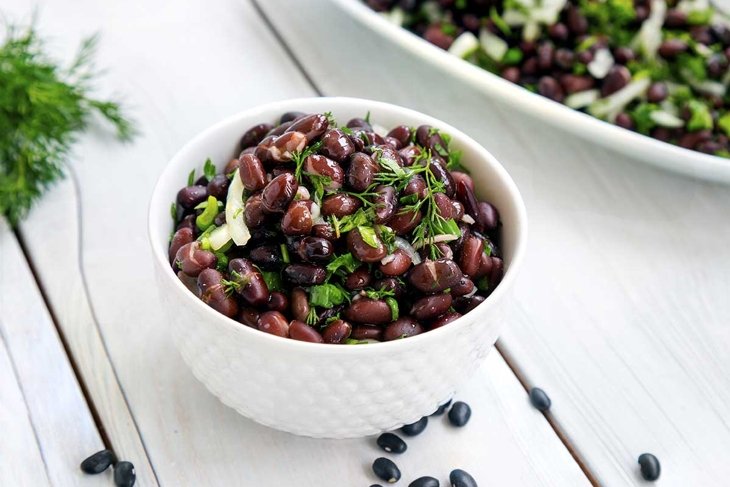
431 399 452 416
450 468 478 487
409 475 440 487
373 457 402 483
170 112 505 344
377 432 408 454
401 416 429 436
529 387 552 412
113 461 136 487
80 449 116 474
447 401 471 427
638 453 661 481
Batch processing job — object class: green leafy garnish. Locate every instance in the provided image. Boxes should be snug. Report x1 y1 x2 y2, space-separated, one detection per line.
363 287 395 300
309 283 349 308
261 271 283 292
326 252 361 276
306 306 319 326
187 169 196 186
305 172 332 204
490 7 512 36
686 100 713 131
357 225 380 248
718 113 730 137
170 202 178 223
291 141 322 182
203 158 216 180
0 25 135 225
331 207 375 237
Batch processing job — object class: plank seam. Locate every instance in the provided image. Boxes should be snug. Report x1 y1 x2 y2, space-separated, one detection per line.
496 342 602 487
0 321 54 485
13 169 160 485
67 168 161 485
250 0 324 96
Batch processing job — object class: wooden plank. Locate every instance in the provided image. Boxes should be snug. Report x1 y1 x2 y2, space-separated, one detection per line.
13 0 590 484
1 220 110 486
255 1 730 485
0 331 51 486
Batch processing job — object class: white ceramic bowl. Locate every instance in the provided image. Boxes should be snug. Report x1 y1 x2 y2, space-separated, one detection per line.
149 97 527 438
331 0 730 183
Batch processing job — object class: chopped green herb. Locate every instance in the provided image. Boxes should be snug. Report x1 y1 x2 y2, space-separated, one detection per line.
195 195 219 230
305 172 332 204
261 271 283 292
0 25 136 225
306 306 319 326
280 243 291 264
363 287 395 300
309 283 349 308
291 141 323 182
357 225 380 248
687 8 714 25
187 169 195 186
502 48 523 65
203 158 216 180
718 113 730 137
386 296 399 321
215 252 229 272
326 252 361 276
364 111 371 124
170 202 178 223
377 225 396 252
687 100 713 131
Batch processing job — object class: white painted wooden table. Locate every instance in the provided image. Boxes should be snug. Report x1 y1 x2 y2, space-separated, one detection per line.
2 0 729 485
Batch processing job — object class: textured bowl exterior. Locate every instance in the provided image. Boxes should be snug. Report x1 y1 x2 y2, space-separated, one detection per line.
149 97 527 438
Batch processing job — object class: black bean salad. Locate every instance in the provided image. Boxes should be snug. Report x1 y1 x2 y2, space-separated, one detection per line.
366 0 730 158
168 111 504 343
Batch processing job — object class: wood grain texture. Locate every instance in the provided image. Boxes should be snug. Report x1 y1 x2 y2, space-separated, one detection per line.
0 330 51 486
0 220 107 486
256 1 730 485
12 0 590 484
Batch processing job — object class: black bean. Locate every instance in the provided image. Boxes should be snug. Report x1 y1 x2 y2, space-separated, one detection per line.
409 259 463 294
410 477 439 487
345 298 392 325
282 200 313 236
373 185 397 224
384 316 424 340
638 453 661 481
322 193 361 217
240 122 274 149
346 117 372 131
376 432 408 454
448 401 471 427
198 269 239 318
347 152 378 191
431 399 452 416
261 173 298 213
321 128 355 161
297 236 334 262
228 258 270 307
347 227 387 263
289 320 324 343
450 469 478 487
529 387 552 411
283 264 326 286
257 310 290 337
280 111 306 124
169 227 193 265
613 47 635 64
113 461 136 487
249 245 282 270
411 294 453 320
176 185 208 209
372 457 401 484
322 319 352 344
400 416 428 436
658 39 688 58
538 76 564 102
286 113 329 142
80 449 116 474
601 66 631 96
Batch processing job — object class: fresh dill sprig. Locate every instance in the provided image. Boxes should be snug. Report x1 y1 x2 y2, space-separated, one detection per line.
291 141 323 182
0 24 136 225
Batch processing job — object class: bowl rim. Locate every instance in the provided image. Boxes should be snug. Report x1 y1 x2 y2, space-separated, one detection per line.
330 0 730 182
148 96 528 353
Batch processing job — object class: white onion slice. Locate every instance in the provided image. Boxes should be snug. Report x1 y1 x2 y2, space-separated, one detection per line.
461 214 476 225
313 216 326 225
588 77 651 122
479 28 508 61
381 7 405 26
688 79 727 97
225 169 251 246
448 32 479 59
208 224 232 251
650 110 685 128
633 0 666 59
380 254 397 266
464 287 478 298
296 186 310 200
395 237 421 265
564 89 600 109
432 234 459 243
310 202 321 221
587 48 614 79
